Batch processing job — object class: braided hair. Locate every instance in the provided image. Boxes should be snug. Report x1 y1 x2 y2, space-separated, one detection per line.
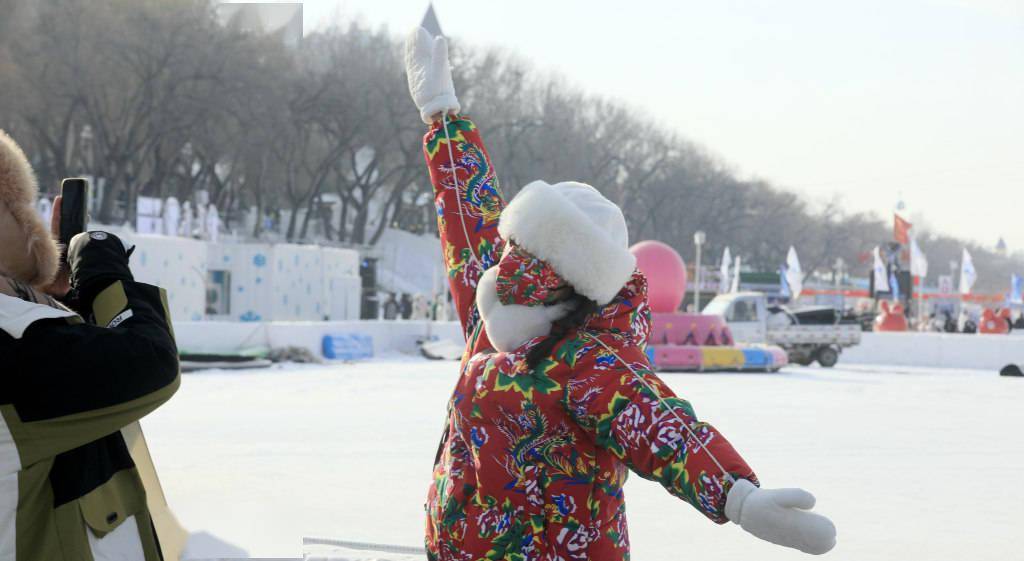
524 291 600 372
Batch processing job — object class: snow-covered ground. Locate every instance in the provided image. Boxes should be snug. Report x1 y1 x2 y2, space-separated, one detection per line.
143 357 1024 561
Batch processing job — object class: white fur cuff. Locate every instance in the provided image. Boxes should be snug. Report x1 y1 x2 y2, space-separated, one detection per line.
725 478 757 523
420 94 461 125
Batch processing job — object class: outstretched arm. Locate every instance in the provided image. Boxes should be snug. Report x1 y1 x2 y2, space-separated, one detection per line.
566 336 836 555
406 28 505 339
565 337 756 523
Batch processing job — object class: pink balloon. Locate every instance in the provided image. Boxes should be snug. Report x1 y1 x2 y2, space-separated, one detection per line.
630 240 687 313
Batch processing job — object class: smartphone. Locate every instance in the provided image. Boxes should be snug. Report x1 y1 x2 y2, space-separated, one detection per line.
59 178 89 247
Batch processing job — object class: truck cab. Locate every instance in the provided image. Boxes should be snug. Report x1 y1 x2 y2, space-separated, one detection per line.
702 292 769 344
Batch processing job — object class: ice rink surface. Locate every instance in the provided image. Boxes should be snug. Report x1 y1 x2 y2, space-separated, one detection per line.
143 357 1024 561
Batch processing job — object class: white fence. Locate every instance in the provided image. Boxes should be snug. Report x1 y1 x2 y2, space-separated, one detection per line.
173 320 463 358
173 319 1024 371
842 331 1024 370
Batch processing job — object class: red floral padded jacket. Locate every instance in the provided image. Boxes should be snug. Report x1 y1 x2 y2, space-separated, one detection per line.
422 116 758 561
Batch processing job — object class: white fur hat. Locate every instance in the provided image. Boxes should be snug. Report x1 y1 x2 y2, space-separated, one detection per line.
498 180 636 306
0 130 59 286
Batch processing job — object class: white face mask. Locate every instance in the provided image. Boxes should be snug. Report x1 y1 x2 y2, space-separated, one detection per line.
475 267 571 353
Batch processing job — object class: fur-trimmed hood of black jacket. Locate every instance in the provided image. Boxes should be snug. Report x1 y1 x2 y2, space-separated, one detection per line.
0 129 59 287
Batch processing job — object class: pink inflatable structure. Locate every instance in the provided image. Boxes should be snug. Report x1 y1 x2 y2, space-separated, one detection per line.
631 240 787 372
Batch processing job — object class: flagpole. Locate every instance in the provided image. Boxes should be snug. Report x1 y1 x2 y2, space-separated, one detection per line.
916 275 923 329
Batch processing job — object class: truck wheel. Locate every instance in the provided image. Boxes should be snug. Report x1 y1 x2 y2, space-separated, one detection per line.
816 346 839 368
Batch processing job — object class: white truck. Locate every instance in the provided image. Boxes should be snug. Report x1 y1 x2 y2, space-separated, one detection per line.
703 292 862 367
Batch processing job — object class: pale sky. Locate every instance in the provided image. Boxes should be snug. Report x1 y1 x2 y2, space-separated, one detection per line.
232 0 1024 253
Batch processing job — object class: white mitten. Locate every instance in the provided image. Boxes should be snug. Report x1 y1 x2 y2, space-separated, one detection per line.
404 27 460 125
725 479 836 555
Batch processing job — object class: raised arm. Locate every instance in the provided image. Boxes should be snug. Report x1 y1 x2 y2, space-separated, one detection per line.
406 28 506 338
423 117 504 336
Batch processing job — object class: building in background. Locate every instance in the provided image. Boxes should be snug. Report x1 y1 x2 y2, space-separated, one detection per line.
217 3 303 48
420 3 444 37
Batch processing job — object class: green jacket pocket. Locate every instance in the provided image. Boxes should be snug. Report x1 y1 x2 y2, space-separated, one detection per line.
78 469 145 538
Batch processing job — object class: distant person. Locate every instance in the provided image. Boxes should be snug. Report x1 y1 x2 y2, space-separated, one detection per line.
446 291 456 321
382 292 399 320
411 293 431 320
405 28 835 561
0 131 180 561
962 316 978 334
943 310 957 333
433 292 451 321
1014 312 1024 330
399 292 413 319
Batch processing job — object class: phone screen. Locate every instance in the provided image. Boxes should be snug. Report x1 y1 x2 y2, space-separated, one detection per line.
59 178 89 247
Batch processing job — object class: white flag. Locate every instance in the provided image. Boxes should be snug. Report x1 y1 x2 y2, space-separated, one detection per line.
730 255 742 293
959 248 976 294
910 237 928 278
785 246 803 299
873 246 889 294
719 247 732 293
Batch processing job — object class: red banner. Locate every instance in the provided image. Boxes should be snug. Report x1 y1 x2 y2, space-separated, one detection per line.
894 214 912 245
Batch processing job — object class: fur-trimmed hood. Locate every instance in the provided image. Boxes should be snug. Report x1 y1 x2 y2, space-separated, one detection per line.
0 130 58 287
497 180 636 306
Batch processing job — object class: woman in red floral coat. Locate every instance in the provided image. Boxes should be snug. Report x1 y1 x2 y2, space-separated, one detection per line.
405 28 836 561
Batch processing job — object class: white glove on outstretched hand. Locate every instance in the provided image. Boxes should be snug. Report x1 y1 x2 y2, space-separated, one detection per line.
725 479 837 555
405 27 460 125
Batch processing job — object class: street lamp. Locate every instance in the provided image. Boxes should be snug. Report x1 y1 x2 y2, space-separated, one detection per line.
833 257 846 310
833 257 846 288
693 230 706 312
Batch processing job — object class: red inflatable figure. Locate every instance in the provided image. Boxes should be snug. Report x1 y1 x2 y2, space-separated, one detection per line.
979 308 1011 334
874 301 909 332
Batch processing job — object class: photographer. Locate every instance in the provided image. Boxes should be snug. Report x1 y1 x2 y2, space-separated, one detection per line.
0 131 179 561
